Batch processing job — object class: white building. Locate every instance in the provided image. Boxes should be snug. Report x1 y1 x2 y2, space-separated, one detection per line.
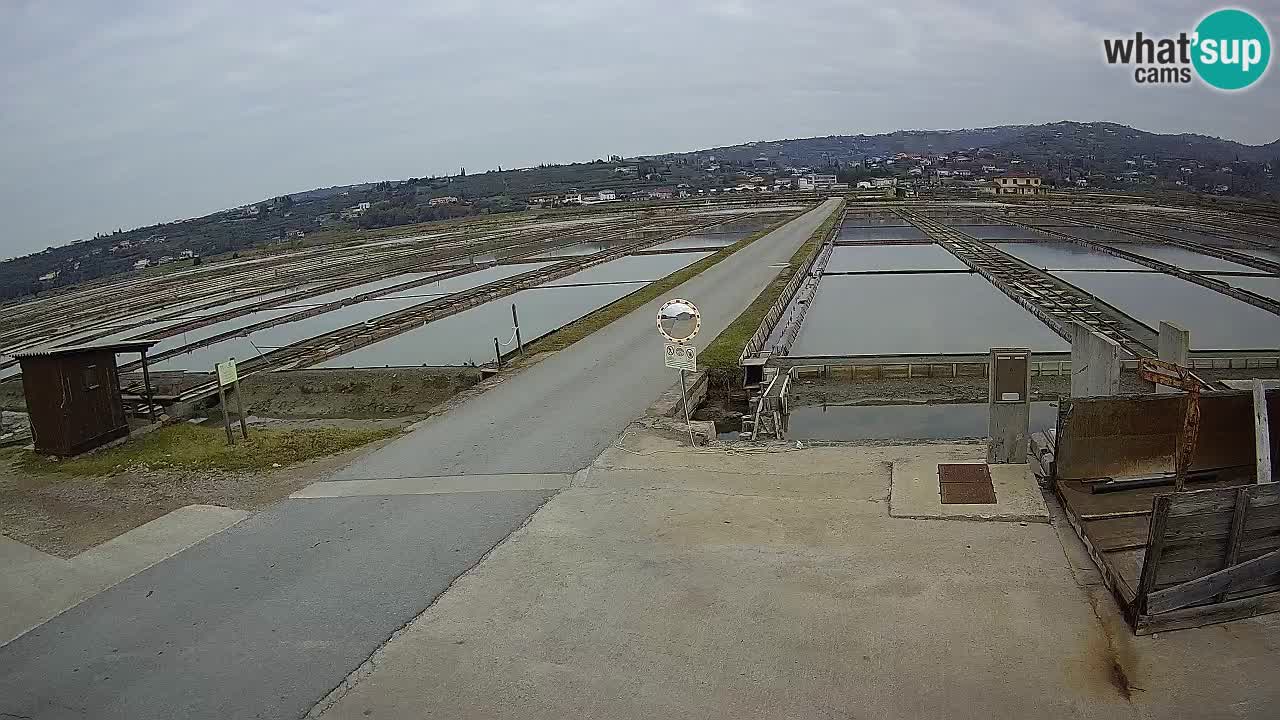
133 259 151 270
806 174 838 190
596 189 617 201
993 173 1043 195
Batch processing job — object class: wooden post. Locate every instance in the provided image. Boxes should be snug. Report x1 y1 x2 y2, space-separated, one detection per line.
1255 378 1273 483
233 378 249 441
1137 495 1172 615
1215 487 1250 602
512 304 523 357
139 349 157 423
217 381 234 445
494 337 502 368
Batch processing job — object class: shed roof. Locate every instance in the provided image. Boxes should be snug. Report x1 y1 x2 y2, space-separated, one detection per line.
14 339 159 359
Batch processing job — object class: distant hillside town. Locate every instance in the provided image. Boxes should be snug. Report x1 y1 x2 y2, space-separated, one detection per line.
2 121 1276 302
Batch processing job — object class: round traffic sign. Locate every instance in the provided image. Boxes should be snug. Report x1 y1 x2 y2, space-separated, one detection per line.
657 298 700 342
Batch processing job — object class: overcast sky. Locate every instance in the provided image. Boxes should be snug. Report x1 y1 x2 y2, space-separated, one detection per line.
2 0 1278 259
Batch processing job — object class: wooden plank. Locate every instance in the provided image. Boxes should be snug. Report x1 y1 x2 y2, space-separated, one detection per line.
1136 495 1172 614
1216 487 1251 603
1158 532 1280 577
1166 483 1280 517
1137 589 1280 635
1256 379 1274 483
1145 547 1280 614
1081 516 1152 552
1161 503 1280 542
1054 480 1140 609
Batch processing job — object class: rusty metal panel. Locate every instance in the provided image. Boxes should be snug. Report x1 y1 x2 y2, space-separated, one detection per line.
941 482 998 504
993 354 1029 402
1056 391 1258 481
939 464 993 484
939 463 997 504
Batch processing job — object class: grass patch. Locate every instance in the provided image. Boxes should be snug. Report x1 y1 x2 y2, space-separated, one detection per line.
18 423 399 476
525 209 811 354
698 200 845 370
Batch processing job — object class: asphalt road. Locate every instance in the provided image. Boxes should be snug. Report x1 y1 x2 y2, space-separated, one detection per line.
0 492 555 719
0 198 840 720
333 197 842 479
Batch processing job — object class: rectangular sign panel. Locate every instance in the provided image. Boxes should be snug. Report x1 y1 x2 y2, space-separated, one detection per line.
664 342 696 372
216 359 238 387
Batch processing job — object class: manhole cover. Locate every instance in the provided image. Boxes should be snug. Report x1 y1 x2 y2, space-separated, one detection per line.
940 482 998 504
938 464 992 485
938 463 997 505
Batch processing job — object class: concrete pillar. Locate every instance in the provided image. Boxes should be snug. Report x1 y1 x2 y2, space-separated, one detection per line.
1070 323 1121 398
1157 321 1190 394
988 347 1031 464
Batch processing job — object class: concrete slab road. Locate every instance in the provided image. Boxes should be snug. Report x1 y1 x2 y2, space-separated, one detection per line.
0 199 841 720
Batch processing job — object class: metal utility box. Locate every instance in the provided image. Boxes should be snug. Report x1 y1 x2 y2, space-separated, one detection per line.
988 347 1031 464
991 350 1030 403
15 340 158 456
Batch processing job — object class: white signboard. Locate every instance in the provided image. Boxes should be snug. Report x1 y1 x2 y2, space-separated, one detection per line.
215 359 238 387
664 342 696 372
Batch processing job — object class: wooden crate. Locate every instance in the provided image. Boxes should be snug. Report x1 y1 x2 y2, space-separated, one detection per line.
1053 389 1280 634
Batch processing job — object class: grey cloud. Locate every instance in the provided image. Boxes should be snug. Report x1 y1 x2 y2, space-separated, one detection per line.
1 0 1277 258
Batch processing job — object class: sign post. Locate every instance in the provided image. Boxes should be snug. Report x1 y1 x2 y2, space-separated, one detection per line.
215 358 248 444
657 298 701 446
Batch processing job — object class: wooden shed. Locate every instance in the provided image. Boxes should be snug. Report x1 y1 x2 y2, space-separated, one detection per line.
14 340 159 457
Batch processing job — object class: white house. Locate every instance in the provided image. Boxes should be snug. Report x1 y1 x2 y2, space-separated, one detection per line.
993 173 1043 195
806 174 838 190
133 259 151 270
596 189 617 201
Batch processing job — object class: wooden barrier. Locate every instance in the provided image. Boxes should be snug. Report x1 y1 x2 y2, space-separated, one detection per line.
1137 484 1280 632
1053 388 1280 633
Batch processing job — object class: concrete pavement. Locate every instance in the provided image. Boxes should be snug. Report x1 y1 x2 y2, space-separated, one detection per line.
1 505 249 646
314 430 1280 720
0 199 841 719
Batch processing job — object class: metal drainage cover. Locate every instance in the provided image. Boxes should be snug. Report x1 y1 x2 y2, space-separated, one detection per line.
938 463 997 505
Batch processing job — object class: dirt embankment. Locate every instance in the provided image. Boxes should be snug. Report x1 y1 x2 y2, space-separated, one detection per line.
230 367 482 419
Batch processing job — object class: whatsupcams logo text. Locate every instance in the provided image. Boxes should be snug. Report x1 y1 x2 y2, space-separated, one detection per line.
1103 8 1271 90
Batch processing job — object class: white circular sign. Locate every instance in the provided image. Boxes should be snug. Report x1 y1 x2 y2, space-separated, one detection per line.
657 298 700 342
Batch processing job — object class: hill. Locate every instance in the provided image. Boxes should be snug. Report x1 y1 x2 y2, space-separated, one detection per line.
3 121 1278 303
